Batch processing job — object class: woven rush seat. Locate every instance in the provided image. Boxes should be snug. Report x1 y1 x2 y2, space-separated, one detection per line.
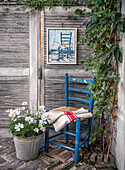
50 106 78 112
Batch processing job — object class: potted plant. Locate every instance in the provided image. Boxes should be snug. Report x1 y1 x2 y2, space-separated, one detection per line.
7 102 48 160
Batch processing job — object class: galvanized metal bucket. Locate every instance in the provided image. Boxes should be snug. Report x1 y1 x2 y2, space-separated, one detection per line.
14 134 44 160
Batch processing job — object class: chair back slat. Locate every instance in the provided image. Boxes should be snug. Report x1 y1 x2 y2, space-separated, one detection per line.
65 73 95 112
68 97 91 104
68 77 94 84
68 87 91 94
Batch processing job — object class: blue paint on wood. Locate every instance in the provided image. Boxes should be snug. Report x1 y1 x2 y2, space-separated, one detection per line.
49 141 75 151
68 77 93 84
65 73 68 107
68 96 91 104
75 118 80 163
68 87 91 94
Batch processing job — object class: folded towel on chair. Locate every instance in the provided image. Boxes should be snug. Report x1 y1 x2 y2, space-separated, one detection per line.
46 107 92 132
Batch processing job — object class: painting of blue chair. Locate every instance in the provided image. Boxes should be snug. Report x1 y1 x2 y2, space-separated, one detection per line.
58 32 72 60
45 73 95 163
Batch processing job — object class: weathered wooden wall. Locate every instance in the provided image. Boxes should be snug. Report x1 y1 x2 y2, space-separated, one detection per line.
0 6 30 129
42 7 93 110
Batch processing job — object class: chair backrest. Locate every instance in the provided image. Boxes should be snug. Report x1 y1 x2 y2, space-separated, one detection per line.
60 32 72 46
65 73 95 112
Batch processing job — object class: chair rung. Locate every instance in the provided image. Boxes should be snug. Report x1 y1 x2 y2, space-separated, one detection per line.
49 127 76 137
49 132 63 139
49 141 75 151
79 137 89 148
80 127 87 134
68 96 91 103
59 130 76 136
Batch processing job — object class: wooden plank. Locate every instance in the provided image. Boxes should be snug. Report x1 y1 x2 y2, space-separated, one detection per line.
0 6 30 128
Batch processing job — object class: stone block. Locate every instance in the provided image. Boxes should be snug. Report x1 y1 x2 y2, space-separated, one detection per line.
90 152 97 163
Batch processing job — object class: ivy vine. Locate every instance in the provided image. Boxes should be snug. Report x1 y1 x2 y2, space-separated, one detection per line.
80 0 125 159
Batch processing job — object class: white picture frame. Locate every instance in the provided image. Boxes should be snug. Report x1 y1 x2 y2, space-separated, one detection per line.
47 28 77 64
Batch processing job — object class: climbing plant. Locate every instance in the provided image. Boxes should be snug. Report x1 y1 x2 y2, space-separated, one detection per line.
79 0 125 159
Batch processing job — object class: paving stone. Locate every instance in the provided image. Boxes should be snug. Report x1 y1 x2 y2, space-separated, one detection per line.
84 152 91 161
97 153 103 163
53 157 74 170
77 163 88 170
6 161 24 169
0 157 6 164
90 152 97 163
95 162 116 169
84 165 93 170
20 161 40 170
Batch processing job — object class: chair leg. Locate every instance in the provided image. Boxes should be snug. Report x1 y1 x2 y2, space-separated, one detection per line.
65 124 68 143
75 118 80 163
45 127 49 152
85 118 92 149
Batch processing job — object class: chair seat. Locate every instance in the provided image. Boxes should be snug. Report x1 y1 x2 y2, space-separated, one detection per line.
50 106 78 112
50 106 86 121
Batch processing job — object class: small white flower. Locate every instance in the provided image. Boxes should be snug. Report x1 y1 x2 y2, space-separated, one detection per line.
39 119 44 125
9 109 16 118
43 120 47 124
25 116 34 124
33 128 39 133
34 119 37 123
22 107 25 111
40 126 45 132
38 105 46 112
42 113 47 120
22 101 28 105
6 109 10 113
14 123 24 131
35 111 39 116
15 108 21 115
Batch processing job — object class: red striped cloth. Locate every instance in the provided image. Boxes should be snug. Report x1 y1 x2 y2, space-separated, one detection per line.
47 108 92 132
64 111 77 121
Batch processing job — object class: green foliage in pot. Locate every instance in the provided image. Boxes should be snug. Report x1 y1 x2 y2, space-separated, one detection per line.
7 102 48 138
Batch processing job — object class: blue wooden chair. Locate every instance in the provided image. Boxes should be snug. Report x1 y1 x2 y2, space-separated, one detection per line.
58 32 72 59
45 73 95 163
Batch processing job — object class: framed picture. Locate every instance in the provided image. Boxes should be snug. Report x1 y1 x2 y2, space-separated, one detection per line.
47 28 77 64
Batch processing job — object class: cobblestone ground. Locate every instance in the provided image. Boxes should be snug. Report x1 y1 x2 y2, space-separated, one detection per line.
0 138 117 170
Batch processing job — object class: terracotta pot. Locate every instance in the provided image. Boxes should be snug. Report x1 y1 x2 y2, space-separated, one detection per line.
14 134 44 160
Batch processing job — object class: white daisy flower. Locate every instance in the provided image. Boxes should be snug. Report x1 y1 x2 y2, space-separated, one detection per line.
33 128 39 133
15 108 21 115
14 123 24 131
6 109 10 113
40 126 45 132
38 105 46 112
22 107 25 111
42 113 47 120
22 101 28 105
39 119 44 125
9 109 16 118
35 111 39 116
25 116 34 124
